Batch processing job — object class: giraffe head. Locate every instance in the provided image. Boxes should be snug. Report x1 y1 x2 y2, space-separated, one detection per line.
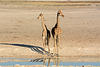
57 10 64 17
37 13 43 19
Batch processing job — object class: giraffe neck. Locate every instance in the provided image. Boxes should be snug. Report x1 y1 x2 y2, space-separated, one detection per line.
42 17 46 31
56 13 59 27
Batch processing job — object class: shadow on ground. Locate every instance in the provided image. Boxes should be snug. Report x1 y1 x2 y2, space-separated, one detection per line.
0 43 51 56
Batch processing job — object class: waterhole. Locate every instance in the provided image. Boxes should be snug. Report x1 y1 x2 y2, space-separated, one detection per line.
0 57 100 66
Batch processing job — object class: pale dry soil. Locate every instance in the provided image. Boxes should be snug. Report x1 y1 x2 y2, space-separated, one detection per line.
0 6 100 62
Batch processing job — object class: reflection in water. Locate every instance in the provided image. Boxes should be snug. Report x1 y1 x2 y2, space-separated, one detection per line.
30 58 60 67
30 58 44 62
43 58 51 67
1 57 100 66
30 58 100 66
53 58 59 66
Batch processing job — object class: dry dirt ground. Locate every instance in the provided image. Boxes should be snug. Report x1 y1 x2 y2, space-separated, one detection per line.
0 4 100 60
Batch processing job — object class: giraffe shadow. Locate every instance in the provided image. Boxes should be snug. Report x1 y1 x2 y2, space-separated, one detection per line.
0 43 51 56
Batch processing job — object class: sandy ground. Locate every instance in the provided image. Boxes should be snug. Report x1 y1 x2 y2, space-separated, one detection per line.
0 4 100 60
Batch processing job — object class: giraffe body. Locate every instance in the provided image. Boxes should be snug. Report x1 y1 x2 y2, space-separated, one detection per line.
51 10 64 57
37 13 51 54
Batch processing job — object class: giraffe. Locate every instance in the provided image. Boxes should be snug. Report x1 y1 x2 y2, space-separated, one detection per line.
51 10 64 57
37 13 51 54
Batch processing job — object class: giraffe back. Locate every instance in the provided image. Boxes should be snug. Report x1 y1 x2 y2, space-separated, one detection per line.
51 25 62 38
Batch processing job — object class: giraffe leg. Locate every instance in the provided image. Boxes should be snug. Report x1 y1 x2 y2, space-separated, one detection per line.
47 38 50 53
48 45 50 53
57 35 60 57
44 45 46 54
54 35 57 56
43 38 46 54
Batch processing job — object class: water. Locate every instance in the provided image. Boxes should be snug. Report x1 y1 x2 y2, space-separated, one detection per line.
0 57 100 66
